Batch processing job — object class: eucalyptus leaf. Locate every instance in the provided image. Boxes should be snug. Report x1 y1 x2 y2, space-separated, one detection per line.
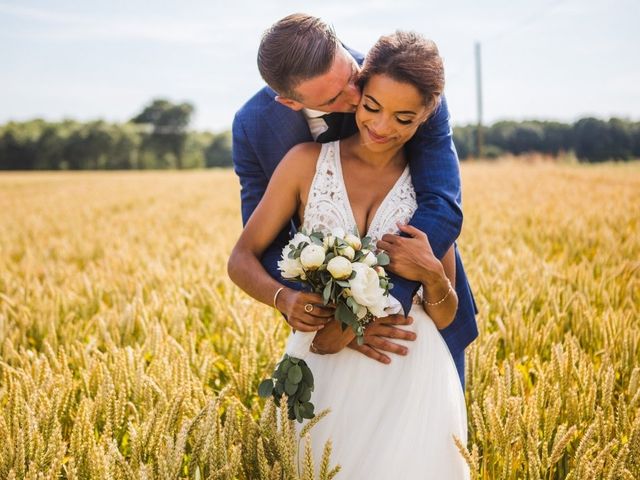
258 379 274 398
350 300 361 315
323 281 332 304
310 236 323 246
288 365 303 384
301 364 314 386
310 231 323 242
337 301 357 326
284 379 298 395
275 382 284 396
299 388 312 403
376 252 390 266
281 358 292 372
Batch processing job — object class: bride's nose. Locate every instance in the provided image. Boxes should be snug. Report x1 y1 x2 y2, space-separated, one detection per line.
370 117 394 136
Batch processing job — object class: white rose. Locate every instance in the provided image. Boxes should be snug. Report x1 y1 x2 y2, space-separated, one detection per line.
349 263 389 318
291 232 311 248
344 234 362 251
360 249 377 267
331 227 346 239
326 256 353 279
300 244 325 269
278 253 304 279
338 245 355 261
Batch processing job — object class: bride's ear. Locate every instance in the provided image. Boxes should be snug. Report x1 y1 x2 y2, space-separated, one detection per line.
275 95 305 112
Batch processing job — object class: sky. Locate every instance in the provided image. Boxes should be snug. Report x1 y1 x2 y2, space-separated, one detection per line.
1 0 639 131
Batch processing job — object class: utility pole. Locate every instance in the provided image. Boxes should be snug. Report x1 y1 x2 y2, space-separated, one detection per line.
475 42 483 158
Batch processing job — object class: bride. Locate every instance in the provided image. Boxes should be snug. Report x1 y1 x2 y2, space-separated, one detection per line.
228 31 469 479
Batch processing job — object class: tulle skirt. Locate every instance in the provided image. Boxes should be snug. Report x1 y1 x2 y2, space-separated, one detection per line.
289 304 470 479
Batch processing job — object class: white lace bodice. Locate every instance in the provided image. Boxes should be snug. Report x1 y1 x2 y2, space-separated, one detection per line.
302 141 417 244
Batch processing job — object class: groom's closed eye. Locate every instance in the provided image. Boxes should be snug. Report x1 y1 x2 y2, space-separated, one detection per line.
323 64 358 107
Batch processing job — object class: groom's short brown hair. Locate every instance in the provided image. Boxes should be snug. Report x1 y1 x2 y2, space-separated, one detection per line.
257 13 340 100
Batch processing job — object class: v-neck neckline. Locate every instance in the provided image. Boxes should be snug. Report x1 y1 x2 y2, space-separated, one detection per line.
334 140 410 238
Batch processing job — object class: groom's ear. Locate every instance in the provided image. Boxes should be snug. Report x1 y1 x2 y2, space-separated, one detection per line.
275 95 305 111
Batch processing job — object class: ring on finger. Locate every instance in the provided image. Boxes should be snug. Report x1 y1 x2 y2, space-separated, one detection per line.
304 303 314 313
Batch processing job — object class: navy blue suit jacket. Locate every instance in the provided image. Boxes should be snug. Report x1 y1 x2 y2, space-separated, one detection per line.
232 48 478 388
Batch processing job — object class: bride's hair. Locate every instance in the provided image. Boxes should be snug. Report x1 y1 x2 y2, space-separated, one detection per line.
358 31 445 118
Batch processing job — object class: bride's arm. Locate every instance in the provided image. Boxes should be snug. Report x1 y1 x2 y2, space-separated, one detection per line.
421 245 458 330
227 143 334 333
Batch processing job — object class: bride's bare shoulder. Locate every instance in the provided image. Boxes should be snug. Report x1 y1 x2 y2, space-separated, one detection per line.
282 142 322 167
275 142 322 181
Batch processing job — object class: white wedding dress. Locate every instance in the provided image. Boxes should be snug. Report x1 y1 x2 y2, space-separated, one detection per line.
285 141 469 479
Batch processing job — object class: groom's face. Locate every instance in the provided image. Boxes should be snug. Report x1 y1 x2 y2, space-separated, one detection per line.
276 46 362 113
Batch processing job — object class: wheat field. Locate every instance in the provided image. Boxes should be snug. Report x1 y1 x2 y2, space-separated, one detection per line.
0 160 639 479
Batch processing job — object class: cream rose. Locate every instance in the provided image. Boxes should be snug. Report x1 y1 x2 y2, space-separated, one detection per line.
349 263 389 318
327 256 353 280
291 232 311 248
344 234 362 251
338 245 355 261
278 247 304 279
300 244 325 270
360 249 378 267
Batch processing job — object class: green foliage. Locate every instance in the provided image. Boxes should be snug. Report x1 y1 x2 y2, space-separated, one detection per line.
205 131 232 168
259 355 316 423
0 100 232 170
453 118 639 162
2 112 638 169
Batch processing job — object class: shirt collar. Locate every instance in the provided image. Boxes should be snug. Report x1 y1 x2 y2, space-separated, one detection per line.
302 108 329 119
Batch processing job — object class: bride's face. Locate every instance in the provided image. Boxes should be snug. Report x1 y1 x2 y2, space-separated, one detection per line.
355 74 429 152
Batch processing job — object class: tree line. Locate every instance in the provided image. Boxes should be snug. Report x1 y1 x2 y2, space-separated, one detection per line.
0 99 231 170
0 98 638 170
454 118 640 162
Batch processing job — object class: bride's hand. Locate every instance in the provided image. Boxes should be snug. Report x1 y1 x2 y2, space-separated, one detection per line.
277 289 335 332
376 224 445 286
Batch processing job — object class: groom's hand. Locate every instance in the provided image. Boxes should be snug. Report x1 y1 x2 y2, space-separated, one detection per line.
347 314 417 364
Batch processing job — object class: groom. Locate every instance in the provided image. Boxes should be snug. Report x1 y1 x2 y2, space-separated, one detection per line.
232 13 478 388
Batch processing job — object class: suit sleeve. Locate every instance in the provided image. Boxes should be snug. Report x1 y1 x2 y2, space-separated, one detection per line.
231 111 298 288
407 94 463 258
390 95 463 315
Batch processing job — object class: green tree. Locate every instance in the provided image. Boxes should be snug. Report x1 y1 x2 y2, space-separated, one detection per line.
204 131 232 167
131 99 195 169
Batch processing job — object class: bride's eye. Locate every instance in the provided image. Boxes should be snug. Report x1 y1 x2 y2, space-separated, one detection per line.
396 117 413 125
363 104 379 113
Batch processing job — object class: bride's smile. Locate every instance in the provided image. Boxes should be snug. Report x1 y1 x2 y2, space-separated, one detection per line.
356 74 428 153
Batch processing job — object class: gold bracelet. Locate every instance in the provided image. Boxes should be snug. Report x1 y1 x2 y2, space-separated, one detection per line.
273 286 285 309
424 278 453 306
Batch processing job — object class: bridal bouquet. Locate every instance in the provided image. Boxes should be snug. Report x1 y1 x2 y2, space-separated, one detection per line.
258 228 394 423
